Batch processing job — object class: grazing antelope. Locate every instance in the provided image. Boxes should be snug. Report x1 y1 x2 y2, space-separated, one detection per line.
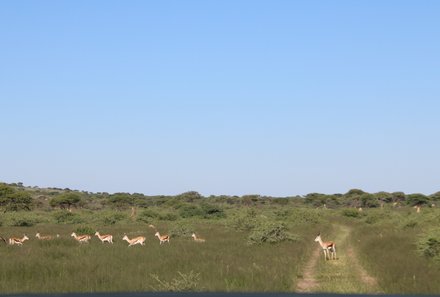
71 232 91 243
191 233 205 243
95 232 113 244
154 231 170 245
414 205 421 213
9 235 29 246
314 233 336 260
35 233 58 240
122 235 146 246
148 224 156 229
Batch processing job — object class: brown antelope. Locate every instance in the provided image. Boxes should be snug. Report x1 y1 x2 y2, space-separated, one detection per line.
35 233 59 240
191 233 205 243
154 231 170 245
314 233 336 260
122 235 146 246
71 232 91 243
9 235 29 246
95 231 113 244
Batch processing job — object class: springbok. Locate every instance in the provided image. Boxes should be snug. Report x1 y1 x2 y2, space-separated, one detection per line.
71 232 91 243
122 235 146 246
314 233 336 260
154 231 170 245
35 233 58 240
9 235 29 246
95 232 113 244
191 233 205 243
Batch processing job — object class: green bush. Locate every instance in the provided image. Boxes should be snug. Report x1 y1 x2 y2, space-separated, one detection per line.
159 212 178 221
53 211 83 224
201 203 225 219
150 271 201 292
417 229 440 260
341 208 361 218
179 205 203 218
169 223 194 238
137 209 159 223
75 226 94 235
289 208 322 225
247 222 299 245
228 210 260 231
102 212 127 225
11 217 36 227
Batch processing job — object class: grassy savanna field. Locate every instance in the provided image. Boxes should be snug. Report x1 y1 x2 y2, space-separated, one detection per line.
0 209 323 293
1 184 440 294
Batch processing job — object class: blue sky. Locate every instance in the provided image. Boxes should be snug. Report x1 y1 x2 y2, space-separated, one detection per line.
1 1 439 196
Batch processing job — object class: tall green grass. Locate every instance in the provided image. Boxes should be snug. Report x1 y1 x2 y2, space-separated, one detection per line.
0 220 318 293
350 208 440 294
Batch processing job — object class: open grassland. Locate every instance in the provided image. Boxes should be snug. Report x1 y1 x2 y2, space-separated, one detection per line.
2 205 440 294
0 209 325 293
349 207 440 294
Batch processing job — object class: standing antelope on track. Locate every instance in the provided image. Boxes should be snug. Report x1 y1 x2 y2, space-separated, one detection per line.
122 235 146 246
315 233 336 260
154 231 170 245
9 235 29 246
95 232 113 244
71 232 91 243
191 233 205 243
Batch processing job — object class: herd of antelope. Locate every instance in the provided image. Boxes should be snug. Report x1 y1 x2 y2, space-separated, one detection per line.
1 227 206 247
4 229 335 263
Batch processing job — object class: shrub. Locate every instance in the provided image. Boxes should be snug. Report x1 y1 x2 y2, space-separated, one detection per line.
75 226 94 235
289 209 322 225
247 222 299 245
102 212 127 225
53 211 83 224
228 211 260 231
11 217 36 227
341 208 361 218
201 203 225 219
179 205 203 218
137 209 159 223
169 223 194 238
417 229 440 261
150 271 201 291
158 212 178 221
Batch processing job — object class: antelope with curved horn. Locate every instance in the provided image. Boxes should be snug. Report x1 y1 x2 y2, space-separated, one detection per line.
9 235 29 246
95 231 113 244
314 233 336 260
122 235 146 246
154 231 170 245
71 232 91 243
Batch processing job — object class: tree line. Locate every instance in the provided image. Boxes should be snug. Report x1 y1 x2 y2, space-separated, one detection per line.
1 182 439 212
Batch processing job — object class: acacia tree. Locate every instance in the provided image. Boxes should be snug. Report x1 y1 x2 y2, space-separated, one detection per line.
406 193 429 206
108 193 135 210
50 192 83 210
0 184 33 211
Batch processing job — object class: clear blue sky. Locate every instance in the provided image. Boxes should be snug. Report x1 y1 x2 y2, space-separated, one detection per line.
1 1 439 196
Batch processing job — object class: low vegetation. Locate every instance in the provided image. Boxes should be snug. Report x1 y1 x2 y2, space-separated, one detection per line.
1 182 440 294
